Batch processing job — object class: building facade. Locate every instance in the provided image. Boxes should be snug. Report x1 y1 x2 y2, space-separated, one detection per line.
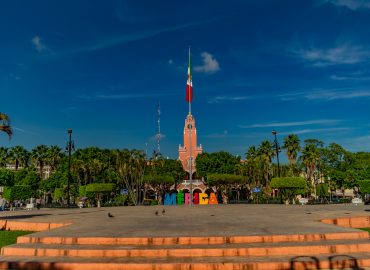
177 113 207 193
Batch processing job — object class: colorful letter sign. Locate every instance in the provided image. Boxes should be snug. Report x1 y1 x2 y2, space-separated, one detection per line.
163 192 218 205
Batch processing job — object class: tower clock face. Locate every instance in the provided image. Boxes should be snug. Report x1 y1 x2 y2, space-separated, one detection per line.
187 124 192 129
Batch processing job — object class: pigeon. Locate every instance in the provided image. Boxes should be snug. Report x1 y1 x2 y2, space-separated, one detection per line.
162 209 165 215
155 210 159 216
108 212 114 218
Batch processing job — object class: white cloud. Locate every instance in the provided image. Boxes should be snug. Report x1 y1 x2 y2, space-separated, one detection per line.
194 52 220 74
279 127 351 136
329 70 370 81
292 43 370 66
79 93 172 100
325 0 370 10
31 36 46 52
208 95 251 104
280 88 370 101
239 119 340 129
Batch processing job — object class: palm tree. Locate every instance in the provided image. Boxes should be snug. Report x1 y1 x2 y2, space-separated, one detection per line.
0 147 9 168
283 134 301 176
245 146 259 187
0 112 12 139
116 149 146 205
283 134 300 166
31 145 49 178
300 144 320 186
8 145 28 170
47 145 63 171
257 140 275 187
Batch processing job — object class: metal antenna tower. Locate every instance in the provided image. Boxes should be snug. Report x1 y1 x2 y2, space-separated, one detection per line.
156 102 161 156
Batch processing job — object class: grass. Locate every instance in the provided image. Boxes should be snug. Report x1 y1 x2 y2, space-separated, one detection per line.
0 231 33 248
358 228 370 235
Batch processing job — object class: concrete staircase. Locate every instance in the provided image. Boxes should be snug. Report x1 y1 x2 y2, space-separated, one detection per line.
1 231 369 270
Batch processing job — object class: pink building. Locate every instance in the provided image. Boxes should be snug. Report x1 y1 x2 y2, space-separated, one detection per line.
178 113 202 180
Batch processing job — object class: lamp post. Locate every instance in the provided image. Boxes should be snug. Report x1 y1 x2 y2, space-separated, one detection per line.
328 176 331 203
65 129 75 207
272 130 280 177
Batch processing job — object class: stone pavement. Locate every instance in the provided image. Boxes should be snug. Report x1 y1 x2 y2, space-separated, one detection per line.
0 204 369 270
1 204 369 237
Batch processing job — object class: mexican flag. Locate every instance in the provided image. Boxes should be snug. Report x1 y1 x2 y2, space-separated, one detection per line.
186 50 193 103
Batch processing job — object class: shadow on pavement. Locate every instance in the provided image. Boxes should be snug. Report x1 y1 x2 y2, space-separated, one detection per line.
290 256 321 270
290 255 364 270
0 213 51 220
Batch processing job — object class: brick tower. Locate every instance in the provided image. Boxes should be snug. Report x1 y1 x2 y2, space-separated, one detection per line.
178 113 202 178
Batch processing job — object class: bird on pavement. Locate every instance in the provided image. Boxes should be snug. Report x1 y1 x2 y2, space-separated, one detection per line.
108 212 114 218
162 209 165 215
155 210 158 216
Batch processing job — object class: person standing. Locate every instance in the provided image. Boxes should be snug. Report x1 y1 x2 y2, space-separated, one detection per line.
0 195 5 211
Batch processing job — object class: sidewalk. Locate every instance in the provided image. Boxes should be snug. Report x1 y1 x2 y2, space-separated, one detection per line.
1 204 369 237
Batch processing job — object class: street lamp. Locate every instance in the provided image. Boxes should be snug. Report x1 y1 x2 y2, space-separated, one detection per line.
272 130 280 177
65 129 75 207
328 176 332 203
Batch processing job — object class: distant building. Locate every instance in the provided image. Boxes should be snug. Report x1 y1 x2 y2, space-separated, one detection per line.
177 113 207 193
178 113 202 178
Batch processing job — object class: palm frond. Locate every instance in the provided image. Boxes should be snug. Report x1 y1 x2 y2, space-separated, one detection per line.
0 126 12 139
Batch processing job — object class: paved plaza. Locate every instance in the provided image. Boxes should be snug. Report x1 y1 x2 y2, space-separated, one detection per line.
1 204 370 270
1 204 369 238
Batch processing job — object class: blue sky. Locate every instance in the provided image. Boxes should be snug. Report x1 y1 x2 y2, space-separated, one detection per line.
1 0 370 160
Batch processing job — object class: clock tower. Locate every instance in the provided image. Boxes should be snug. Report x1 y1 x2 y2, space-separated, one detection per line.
178 113 202 178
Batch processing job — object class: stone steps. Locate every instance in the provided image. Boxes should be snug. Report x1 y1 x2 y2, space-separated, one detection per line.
2 239 370 258
1 231 369 269
1 253 370 270
15 231 370 245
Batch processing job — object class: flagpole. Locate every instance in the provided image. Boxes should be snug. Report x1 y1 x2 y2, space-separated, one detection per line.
188 47 192 116
188 47 193 206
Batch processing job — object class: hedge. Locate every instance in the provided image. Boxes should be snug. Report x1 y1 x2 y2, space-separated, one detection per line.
207 174 245 186
270 177 306 189
2 185 34 201
86 183 116 193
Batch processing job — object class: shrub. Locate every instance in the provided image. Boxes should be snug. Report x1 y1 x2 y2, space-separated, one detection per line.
271 177 306 204
3 185 34 201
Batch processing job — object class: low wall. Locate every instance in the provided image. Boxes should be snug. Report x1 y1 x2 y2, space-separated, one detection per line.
0 220 70 231
321 216 370 228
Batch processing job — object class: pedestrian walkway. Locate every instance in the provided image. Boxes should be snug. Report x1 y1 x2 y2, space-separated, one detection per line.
0 204 369 269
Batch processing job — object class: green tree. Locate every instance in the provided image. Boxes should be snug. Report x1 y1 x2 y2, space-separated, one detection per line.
316 183 329 197
3 185 34 201
257 140 275 188
0 147 9 168
0 112 12 139
245 146 262 189
0 169 14 186
47 145 63 171
207 173 245 202
85 183 115 207
283 134 300 175
321 143 352 190
8 146 28 170
116 149 146 205
357 180 370 195
300 143 321 187
270 177 306 204
196 151 240 178
31 145 49 178
13 169 40 190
